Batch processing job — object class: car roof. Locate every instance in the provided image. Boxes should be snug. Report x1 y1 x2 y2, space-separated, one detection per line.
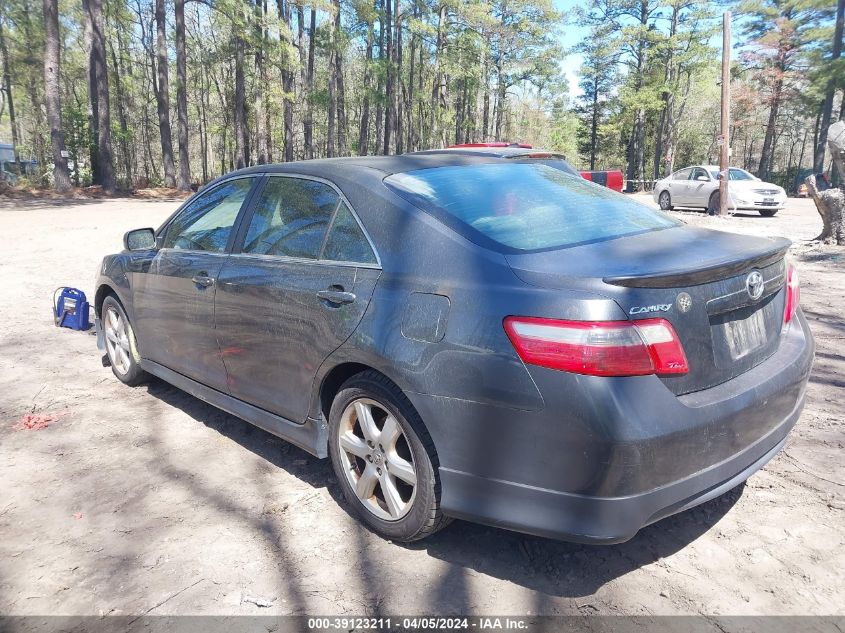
220 152 506 180
411 147 568 159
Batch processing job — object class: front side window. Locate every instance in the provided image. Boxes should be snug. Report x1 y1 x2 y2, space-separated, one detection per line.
728 168 755 181
163 178 255 252
690 167 709 181
242 177 339 259
385 163 678 252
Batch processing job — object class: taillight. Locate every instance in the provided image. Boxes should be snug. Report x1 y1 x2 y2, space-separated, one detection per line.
503 316 689 377
784 262 800 324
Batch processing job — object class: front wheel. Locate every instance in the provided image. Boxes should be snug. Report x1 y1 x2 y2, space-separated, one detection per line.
102 295 147 386
658 190 673 211
758 209 778 217
707 191 720 216
328 371 450 542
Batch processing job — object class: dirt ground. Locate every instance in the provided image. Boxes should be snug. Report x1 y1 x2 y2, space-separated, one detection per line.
0 193 843 619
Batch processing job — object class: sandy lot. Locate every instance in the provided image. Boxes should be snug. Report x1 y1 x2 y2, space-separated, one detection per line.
0 193 843 618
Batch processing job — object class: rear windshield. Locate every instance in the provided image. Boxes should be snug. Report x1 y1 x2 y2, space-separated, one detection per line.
384 163 678 252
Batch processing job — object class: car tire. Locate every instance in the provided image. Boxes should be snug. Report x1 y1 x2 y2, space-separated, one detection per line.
101 295 147 386
707 191 719 215
658 190 673 211
328 370 450 542
758 209 778 217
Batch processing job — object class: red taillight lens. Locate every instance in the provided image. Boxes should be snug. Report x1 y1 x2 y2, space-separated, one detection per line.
784 262 800 324
503 316 689 377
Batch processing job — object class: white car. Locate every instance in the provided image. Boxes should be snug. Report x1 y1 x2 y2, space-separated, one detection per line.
653 165 786 216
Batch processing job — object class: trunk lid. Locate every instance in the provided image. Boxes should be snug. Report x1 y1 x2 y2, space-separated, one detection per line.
506 226 790 395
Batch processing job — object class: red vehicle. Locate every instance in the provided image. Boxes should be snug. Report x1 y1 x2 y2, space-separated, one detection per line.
579 169 624 193
444 143 625 192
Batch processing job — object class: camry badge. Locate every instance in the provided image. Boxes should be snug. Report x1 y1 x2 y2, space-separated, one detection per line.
629 304 671 315
746 271 765 301
676 292 693 313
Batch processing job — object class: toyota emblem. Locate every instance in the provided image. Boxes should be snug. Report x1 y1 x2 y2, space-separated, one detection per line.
746 271 765 301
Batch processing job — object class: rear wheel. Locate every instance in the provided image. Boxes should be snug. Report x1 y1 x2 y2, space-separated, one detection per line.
707 191 719 215
758 209 778 217
102 295 147 386
328 371 449 542
658 190 673 211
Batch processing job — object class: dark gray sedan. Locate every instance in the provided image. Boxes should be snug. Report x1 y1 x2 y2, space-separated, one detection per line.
94 153 813 543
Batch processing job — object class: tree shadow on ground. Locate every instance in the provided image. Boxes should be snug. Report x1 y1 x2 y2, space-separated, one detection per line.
143 377 744 601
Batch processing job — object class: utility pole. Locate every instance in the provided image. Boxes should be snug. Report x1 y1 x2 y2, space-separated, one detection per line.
719 11 731 216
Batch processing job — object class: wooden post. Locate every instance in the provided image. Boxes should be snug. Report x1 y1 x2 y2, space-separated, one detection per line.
719 12 731 216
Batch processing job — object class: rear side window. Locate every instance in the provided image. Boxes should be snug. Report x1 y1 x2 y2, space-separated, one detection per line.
242 177 339 259
673 168 692 180
384 164 678 252
322 202 377 264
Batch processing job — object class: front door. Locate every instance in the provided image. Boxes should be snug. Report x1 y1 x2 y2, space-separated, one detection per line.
687 167 712 207
132 177 258 390
669 167 693 205
214 175 381 422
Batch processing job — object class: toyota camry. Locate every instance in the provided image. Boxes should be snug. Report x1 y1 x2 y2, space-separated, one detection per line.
94 153 814 543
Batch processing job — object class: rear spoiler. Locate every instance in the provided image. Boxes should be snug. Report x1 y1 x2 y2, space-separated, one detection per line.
604 239 790 288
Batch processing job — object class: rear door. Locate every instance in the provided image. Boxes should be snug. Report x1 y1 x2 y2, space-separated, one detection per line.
132 177 258 390
214 175 381 422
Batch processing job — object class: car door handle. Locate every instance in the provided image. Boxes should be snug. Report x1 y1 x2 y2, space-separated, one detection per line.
317 289 356 305
191 274 215 287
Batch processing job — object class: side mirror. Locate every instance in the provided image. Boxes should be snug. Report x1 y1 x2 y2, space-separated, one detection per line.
695 175 709 181
123 227 157 251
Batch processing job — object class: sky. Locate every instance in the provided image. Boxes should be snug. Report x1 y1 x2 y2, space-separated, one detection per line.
553 0 590 99
553 0 737 101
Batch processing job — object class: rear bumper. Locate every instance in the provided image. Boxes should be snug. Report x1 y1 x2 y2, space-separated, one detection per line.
407 310 814 543
438 398 799 544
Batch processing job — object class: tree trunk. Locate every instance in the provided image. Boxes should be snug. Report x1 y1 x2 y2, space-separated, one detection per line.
406 3 417 151
590 80 599 170
481 47 490 142
85 0 115 193
374 7 384 154
109 39 132 186
304 8 316 159
759 46 786 181
297 4 306 160
813 0 845 172
255 0 268 165
334 0 347 156
154 0 176 187
84 0 100 184
0 15 20 176
278 0 294 162
808 121 845 245
494 59 505 141
327 17 337 157
358 19 373 156
234 31 247 169
42 0 72 192
383 0 393 154
394 0 403 155
430 3 447 147
175 0 190 189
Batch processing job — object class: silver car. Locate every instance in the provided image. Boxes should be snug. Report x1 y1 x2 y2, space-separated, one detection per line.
653 165 786 216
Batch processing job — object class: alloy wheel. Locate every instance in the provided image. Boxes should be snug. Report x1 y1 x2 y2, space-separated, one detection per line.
337 398 418 521
104 306 132 375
